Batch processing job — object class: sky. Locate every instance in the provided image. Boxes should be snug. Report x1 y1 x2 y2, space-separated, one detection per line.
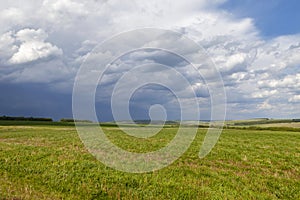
0 0 300 121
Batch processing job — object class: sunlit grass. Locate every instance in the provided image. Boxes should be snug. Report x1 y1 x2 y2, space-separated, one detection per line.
0 123 299 199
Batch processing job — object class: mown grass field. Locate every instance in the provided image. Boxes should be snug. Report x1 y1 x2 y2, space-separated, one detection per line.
0 122 299 199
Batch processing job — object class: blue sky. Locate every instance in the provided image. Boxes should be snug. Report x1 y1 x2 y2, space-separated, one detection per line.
0 0 300 121
221 0 300 37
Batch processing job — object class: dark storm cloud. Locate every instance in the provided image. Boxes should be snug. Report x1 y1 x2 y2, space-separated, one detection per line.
0 83 72 120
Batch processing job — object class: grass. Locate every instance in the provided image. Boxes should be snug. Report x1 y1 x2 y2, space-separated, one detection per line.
0 122 299 199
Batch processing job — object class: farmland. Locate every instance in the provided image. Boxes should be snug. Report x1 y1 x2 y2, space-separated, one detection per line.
0 121 299 199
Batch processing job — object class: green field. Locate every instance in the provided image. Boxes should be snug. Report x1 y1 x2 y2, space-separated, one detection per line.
0 122 299 199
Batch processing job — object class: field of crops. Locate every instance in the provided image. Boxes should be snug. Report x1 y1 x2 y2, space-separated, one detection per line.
0 122 299 199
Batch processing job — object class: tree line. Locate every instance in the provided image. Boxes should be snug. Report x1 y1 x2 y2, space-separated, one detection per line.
0 115 53 121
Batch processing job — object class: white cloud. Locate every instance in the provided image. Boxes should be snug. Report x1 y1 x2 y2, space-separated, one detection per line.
0 31 18 63
257 100 273 110
0 7 24 24
42 0 88 25
252 34 300 72
16 28 48 42
289 95 300 103
252 90 277 98
215 53 248 74
258 74 300 89
8 29 62 64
